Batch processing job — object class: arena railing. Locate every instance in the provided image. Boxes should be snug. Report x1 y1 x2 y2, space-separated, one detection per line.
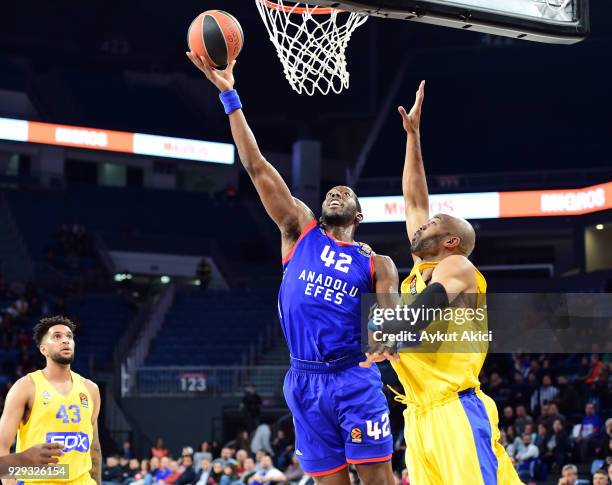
126 365 288 398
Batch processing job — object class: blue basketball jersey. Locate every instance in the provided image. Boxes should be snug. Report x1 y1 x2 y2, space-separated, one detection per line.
278 220 375 362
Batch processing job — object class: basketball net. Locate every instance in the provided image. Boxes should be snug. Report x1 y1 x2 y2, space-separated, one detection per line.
255 0 368 96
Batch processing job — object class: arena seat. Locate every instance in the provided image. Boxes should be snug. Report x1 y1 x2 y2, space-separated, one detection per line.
144 288 278 366
68 293 133 373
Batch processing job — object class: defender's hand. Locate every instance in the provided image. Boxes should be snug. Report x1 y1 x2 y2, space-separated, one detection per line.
360 337 399 368
398 80 425 134
186 51 236 92
16 443 64 465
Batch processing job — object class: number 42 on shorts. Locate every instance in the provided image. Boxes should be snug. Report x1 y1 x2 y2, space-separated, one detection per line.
366 413 391 440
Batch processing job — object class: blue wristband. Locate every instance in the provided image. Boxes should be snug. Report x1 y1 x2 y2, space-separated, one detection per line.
219 89 242 115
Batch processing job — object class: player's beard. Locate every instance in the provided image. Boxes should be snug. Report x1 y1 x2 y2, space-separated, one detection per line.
321 208 356 228
49 350 74 365
411 233 447 256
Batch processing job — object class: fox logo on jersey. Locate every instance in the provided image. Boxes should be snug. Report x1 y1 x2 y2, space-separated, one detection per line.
46 432 90 452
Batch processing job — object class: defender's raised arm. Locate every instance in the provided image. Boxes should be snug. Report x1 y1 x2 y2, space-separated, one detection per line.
186 53 313 255
398 81 429 259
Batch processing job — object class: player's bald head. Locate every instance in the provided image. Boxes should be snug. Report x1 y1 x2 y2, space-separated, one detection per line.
434 213 476 256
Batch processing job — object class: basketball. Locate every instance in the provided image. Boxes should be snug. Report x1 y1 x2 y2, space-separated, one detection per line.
187 10 244 69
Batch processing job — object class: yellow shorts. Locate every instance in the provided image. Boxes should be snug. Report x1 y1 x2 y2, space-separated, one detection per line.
403 388 523 485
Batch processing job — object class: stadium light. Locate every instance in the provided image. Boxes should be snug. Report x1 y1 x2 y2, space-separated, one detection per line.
595 224 604 230
161 276 171 284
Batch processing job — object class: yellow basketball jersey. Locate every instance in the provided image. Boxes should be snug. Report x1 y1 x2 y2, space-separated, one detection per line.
391 260 488 406
17 370 94 483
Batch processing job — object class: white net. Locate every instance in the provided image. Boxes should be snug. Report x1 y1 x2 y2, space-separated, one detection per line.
255 0 368 96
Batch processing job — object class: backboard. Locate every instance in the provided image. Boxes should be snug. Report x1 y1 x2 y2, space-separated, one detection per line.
304 0 589 44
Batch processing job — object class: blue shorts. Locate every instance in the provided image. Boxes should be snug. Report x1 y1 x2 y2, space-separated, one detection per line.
284 355 393 476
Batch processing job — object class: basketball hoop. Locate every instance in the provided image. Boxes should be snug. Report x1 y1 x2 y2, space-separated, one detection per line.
255 0 368 96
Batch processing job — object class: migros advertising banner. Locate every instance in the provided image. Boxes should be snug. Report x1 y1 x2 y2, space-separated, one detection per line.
360 182 612 223
0 117 234 164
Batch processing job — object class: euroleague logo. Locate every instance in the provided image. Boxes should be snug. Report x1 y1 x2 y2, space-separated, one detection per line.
350 427 363 444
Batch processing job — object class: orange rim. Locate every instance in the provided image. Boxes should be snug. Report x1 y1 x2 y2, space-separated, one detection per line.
260 0 342 15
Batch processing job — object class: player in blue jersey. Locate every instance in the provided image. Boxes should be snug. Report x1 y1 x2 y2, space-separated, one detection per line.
188 56 399 484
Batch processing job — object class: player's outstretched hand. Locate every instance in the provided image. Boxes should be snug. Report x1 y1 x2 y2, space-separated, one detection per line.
16 443 64 465
360 347 399 368
186 51 235 92
398 80 425 134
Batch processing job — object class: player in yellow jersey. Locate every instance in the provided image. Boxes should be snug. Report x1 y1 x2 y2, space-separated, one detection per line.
0 316 101 485
363 82 522 485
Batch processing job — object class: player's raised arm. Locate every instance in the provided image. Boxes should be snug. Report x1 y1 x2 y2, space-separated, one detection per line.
186 53 313 247
398 81 429 259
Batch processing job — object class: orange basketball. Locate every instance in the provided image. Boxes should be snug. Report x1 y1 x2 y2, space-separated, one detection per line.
188 10 244 69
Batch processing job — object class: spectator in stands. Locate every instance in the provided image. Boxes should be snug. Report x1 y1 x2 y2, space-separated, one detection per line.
515 404 534 436
247 453 286 485
513 423 537 458
160 459 181 484
527 372 540 412
535 423 550 456
122 458 140 484
557 375 581 415
209 461 224 484
500 405 515 429
271 430 289 468
149 457 160 476
241 384 262 433
119 456 130 480
154 457 172 483
547 403 567 430
516 432 540 482
577 403 604 462
250 423 273 456
282 453 304 485
174 454 196 485
591 419 612 475
194 441 213 471
545 419 571 473
222 464 238 484
122 440 133 459
129 459 152 485
151 437 169 459
216 447 237 467
608 463 612 483
592 469 608 485
211 441 222 459
102 455 124 484
234 449 248 475
232 457 257 485
510 371 530 407
584 355 605 386
532 374 559 412
558 464 590 485
194 458 212 485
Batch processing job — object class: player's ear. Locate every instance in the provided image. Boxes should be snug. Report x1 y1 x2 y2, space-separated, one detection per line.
355 212 364 224
39 343 48 357
443 235 460 249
